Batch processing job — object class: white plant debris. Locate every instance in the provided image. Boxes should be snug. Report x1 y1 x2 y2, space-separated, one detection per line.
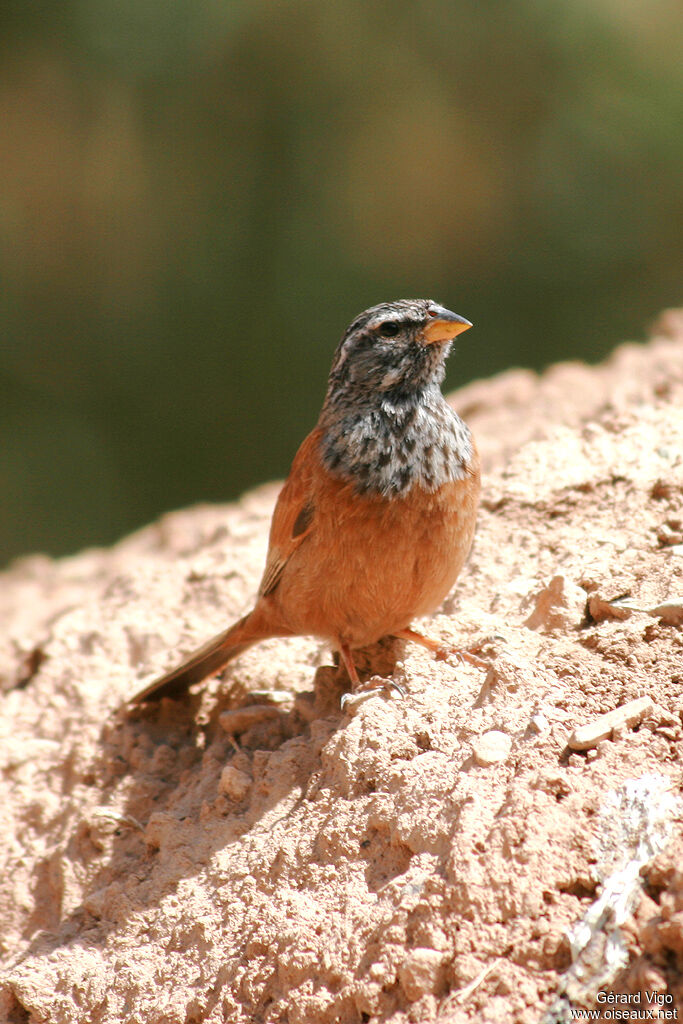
545 773 679 1022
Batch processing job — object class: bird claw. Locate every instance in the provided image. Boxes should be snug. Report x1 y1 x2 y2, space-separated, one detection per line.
340 675 406 713
436 647 488 669
434 634 500 669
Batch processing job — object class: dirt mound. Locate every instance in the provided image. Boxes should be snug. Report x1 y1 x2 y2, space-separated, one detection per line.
1 311 683 1023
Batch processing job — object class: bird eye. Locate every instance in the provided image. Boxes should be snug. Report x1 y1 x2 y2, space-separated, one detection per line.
378 321 400 338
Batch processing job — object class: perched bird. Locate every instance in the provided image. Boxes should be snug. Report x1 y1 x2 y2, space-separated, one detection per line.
130 299 480 703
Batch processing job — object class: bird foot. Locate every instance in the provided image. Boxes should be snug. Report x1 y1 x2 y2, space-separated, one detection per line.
340 676 406 714
434 646 488 669
395 628 498 670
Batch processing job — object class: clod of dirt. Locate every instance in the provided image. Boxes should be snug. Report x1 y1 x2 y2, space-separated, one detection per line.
523 575 587 633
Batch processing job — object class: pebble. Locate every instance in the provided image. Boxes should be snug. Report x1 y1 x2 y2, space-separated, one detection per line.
591 595 683 625
568 696 654 751
587 594 632 623
249 689 294 704
218 765 251 800
523 575 586 632
472 730 512 767
649 600 683 626
529 713 549 735
398 948 443 1000
218 705 282 735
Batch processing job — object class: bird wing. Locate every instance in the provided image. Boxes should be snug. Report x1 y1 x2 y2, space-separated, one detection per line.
257 428 321 597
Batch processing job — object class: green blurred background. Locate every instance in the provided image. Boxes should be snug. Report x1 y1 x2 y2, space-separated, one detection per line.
1 0 681 567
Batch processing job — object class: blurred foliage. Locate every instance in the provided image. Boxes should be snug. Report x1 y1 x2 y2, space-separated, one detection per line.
0 0 681 565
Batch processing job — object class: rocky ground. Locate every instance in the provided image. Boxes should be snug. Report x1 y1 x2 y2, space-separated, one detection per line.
1 310 683 1024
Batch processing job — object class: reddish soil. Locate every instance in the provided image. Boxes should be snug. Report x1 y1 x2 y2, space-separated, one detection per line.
1 309 683 1023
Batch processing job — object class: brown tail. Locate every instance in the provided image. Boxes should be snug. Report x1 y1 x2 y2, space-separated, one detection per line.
130 612 261 703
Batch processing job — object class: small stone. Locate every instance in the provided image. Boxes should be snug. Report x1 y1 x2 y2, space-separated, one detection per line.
368 961 393 984
151 744 176 773
529 713 549 735
587 594 632 623
472 730 512 767
567 696 654 751
657 726 680 741
144 812 175 850
530 768 572 797
218 765 251 800
523 575 586 633
249 689 294 705
657 523 683 547
218 705 281 735
398 948 443 1001
649 600 683 626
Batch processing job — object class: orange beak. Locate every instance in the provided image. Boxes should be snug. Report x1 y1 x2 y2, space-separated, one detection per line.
421 306 472 345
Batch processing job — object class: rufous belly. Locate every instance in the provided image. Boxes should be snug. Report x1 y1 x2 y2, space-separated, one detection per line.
268 459 480 649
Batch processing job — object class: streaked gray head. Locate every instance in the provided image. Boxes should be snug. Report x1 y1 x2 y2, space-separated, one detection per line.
325 298 471 408
320 299 475 496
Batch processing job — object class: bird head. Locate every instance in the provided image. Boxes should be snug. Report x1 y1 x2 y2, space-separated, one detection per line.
325 299 472 407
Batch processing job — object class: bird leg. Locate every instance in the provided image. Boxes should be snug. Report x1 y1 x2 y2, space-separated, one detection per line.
339 643 405 712
339 643 361 686
394 628 489 669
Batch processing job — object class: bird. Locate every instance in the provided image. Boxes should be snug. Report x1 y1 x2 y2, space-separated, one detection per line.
130 299 481 704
